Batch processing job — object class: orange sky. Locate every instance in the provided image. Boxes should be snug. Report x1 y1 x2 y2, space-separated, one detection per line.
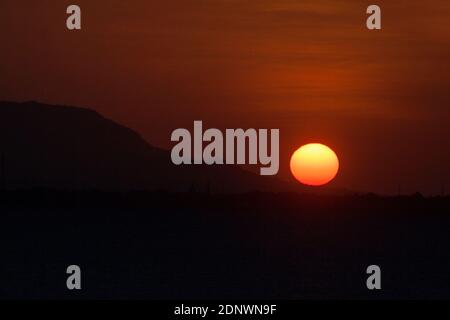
0 0 449 194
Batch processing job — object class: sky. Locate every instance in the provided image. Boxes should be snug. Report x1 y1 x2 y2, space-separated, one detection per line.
0 0 449 194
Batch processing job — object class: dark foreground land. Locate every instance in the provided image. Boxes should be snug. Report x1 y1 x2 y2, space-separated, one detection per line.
0 190 449 299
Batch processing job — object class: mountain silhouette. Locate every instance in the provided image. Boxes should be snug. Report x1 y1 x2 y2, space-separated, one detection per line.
0 101 296 193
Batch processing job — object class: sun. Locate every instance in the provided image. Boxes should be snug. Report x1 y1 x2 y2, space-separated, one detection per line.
290 143 339 186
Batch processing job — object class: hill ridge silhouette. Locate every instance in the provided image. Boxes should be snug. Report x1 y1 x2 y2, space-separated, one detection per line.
0 100 300 193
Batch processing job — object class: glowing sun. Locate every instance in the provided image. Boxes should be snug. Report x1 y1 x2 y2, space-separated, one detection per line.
290 143 339 186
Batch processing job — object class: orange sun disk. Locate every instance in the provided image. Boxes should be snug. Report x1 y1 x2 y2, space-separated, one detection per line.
290 143 339 186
